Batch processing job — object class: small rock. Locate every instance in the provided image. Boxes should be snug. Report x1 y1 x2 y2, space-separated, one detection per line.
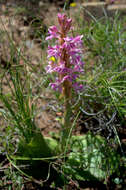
39 1 44 7
25 40 34 49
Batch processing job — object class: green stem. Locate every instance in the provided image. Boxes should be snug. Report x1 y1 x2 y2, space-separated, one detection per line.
61 99 72 150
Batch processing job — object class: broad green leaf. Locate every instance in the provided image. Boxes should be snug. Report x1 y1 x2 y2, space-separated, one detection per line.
63 133 120 181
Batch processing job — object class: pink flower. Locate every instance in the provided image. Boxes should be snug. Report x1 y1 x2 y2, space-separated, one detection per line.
46 13 84 93
47 45 61 58
57 13 72 33
46 26 59 40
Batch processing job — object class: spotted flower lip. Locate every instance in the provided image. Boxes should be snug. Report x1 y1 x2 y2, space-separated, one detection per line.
47 45 61 58
46 13 84 93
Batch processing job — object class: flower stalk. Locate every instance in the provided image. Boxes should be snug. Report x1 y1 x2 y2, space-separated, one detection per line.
46 13 84 149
